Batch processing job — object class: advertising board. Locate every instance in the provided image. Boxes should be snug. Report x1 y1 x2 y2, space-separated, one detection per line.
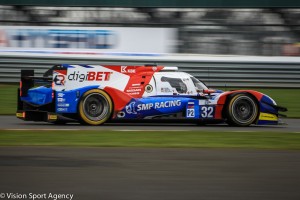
0 26 177 54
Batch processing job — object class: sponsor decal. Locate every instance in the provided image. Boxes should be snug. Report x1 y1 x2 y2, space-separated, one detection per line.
54 74 65 85
121 66 127 73
125 82 143 96
259 112 278 121
57 103 70 107
57 98 66 102
126 102 137 114
126 88 142 93
186 102 195 118
53 70 67 86
137 100 181 111
132 83 141 87
187 109 195 118
205 100 211 105
57 108 68 112
57 93 65 98
121 66 136 73
68 71 112 82
161 87 172 93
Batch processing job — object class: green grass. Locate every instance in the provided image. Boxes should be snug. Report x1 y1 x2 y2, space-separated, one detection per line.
0 130 300 150
0 84 18 114
0 84 299 117
254 88 300 118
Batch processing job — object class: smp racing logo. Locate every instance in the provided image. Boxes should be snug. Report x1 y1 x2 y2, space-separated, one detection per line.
68 71 112 82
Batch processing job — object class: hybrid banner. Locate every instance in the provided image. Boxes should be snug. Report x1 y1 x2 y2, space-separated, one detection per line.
0 26 177 54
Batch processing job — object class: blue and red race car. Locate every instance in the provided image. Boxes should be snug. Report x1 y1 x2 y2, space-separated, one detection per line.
17 64 287 126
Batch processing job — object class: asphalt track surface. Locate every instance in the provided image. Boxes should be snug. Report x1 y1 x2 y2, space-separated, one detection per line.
0 116 300 132
1 116 300 200
0 147 299 200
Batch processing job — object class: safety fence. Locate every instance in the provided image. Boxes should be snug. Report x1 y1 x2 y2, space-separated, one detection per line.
0 52 300 88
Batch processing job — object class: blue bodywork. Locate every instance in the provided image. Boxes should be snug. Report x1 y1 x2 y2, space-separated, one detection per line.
21 86 53 105
55 85 100 113
21 85 100 113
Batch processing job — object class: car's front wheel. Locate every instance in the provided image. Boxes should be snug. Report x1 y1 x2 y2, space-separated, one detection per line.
225 93 258 126
78 89 113 125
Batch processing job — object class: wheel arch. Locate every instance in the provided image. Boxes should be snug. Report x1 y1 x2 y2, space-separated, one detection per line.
221 91 261 124
77 88 114 125
102 86 133 118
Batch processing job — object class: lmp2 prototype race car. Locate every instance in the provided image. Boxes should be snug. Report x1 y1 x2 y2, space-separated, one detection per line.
17 64 287 126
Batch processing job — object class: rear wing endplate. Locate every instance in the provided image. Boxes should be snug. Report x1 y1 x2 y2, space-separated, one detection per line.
20 70 52 97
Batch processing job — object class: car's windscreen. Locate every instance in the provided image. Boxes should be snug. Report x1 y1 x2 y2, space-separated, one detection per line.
190 76 208 91
161 76 188 94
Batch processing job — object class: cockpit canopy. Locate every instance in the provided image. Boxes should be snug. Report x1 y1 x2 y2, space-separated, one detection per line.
150 71 208 96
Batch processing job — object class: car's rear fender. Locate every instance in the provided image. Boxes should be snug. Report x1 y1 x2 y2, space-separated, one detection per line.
54 85 100 114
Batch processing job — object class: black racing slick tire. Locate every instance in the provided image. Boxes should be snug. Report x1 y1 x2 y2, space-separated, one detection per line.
78 89 113 125
225 93 259 127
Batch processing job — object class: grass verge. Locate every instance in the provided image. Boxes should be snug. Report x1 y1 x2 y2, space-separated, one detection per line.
0 130 300 150
0 84 18 115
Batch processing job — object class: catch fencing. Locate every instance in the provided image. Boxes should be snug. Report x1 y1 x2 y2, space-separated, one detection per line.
0 52 300 88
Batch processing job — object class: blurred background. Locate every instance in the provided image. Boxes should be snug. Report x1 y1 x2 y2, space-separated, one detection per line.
1 6 300 56
0 1 300 115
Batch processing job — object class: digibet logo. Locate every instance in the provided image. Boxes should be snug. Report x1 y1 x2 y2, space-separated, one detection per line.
68 71 112 82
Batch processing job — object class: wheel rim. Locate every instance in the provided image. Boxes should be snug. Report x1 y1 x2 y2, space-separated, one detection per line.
82 93 110 121
231 96 257 124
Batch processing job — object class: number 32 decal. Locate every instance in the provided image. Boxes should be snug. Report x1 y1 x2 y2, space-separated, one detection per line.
201 106 214 118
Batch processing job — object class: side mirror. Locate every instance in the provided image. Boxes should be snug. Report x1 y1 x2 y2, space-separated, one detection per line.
203 89 216 94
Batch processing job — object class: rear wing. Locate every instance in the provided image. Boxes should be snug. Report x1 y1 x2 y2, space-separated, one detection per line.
19 69 52 97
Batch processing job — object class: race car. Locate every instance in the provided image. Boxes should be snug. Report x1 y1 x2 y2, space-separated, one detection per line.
16 64 287 126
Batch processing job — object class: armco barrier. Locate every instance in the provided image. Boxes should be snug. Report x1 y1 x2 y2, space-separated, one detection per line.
0 52 300 88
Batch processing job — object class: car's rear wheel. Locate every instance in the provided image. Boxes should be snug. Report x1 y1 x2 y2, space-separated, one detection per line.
225 93 258 126
78 89 113 125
